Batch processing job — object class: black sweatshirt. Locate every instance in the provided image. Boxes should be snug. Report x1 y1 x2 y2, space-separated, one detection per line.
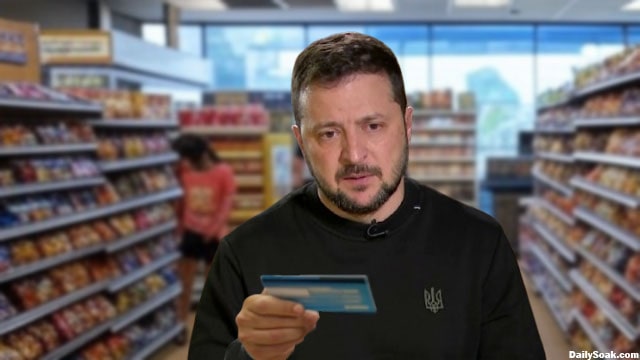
189 179 546 360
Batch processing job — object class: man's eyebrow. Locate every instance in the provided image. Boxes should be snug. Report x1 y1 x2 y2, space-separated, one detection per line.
310 113 384 132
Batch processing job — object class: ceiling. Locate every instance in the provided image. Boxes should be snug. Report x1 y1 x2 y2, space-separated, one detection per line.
103 0 640 23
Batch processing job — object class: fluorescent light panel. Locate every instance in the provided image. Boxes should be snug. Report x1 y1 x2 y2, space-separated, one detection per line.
168 0 227 10
334 0 394 12
453 0 510 7
623 0 640 11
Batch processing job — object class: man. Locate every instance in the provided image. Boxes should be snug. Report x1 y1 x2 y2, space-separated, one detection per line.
189 32 545 360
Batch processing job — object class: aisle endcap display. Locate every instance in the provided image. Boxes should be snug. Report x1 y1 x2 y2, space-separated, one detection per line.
408 90 478 207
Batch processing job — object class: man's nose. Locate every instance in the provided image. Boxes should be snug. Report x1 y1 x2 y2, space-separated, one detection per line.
340 130 367 164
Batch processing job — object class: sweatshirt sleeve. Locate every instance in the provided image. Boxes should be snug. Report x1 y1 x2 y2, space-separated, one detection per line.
479 231 546 360
188 239 250 360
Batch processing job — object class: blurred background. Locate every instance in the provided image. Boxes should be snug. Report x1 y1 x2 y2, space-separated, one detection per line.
0 0 639 358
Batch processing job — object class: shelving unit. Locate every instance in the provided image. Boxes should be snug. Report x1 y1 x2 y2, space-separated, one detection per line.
0 93 184 358
522 53 640 351
408 108 478 206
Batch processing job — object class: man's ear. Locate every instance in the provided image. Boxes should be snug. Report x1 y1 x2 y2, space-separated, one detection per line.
292 124 304 154
404 106 413 142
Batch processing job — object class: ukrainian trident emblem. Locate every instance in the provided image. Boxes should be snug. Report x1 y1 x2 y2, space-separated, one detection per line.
424 287 444 314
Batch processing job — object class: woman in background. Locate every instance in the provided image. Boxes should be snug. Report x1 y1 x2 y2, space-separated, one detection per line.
172 133 236 343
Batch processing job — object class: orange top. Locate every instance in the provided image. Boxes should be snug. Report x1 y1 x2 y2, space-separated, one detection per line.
179 163 236 240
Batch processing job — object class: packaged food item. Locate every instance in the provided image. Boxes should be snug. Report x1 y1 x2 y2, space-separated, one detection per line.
0 342 22 360
6 328 45 359
0 244 11 272
0 292 18 321
26 320 61 352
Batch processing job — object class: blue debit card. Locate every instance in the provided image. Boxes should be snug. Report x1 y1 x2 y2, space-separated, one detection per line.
260 274 377 313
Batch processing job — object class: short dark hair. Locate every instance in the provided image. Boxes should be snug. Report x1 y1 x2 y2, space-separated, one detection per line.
172 133 220 166
291 32 407 127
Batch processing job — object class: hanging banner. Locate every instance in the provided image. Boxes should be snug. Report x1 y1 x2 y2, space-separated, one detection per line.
40 30 112 64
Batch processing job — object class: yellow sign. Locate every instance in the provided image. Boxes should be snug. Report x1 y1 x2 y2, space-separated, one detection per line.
40 30 112 64
0 17 40 83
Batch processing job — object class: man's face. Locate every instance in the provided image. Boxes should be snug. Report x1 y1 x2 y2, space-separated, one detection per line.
294 73 412 216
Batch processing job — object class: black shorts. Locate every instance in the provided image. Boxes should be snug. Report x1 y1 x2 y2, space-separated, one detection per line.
179 230 219 263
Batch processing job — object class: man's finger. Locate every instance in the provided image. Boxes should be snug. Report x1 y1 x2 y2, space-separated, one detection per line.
246 294 305 317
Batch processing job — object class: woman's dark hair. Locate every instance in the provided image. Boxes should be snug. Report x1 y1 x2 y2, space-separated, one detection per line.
291 32 407 127
172 133 220 168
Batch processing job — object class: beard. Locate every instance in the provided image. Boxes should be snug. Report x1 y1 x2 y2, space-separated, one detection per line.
306 137 408 216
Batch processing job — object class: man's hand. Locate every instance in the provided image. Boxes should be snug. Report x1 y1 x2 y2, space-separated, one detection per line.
236 293 320 360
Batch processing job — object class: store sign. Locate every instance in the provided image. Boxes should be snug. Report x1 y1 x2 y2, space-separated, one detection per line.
0 29 27 64
40 31 112 64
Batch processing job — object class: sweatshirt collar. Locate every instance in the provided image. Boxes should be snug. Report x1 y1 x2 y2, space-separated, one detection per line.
302 178 422 241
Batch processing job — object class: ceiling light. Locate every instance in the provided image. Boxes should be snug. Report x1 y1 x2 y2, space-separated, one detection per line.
452 0 510 7
334 0 395 12
622 0 640 11
167 0 227 10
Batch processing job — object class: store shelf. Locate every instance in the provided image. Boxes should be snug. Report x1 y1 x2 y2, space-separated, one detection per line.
481 178 533 191
530 274 568 332
0 97 102 114
181 126 269 136
0 187 183 242
573 71 640 99
573 151 640 169
0 143 97 156
410 139 472 147
92 119 178 128
575 246 640 302
111 283 182 332
570 177 639 208
230 209 261 223
531 168 573 197
99 153 178 172
129 323 185 360
570 270 638 341
218 151 262 160
109 252 180 292
535 198 575 225
528 242 572 292
574 117 640 128
42 319 113 360
571 310 608 353
410 156 475 163
413 175 476 182
573 207 640 251
413 125 475 132
0 280 110 336
536 152 574 163
0 177 105 198
236 175 264 187
0 244 105 284
412 109 476 117
105 221 178 253
531 221 576 262
534 126 574 134
536 99 571 112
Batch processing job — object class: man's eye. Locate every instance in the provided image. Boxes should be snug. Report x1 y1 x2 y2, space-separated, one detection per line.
368 123 381 130
321 131 336 138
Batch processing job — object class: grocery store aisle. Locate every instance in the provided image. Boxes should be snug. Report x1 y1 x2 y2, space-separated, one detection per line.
524 273 572 359
153 273 570 360
150 312 195 360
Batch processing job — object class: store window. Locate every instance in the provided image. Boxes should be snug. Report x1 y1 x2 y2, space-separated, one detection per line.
432 25 535 175
307 25 429 93
536 25 625 92
629 26 640 46
204 26 305 90
141 23 204 57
